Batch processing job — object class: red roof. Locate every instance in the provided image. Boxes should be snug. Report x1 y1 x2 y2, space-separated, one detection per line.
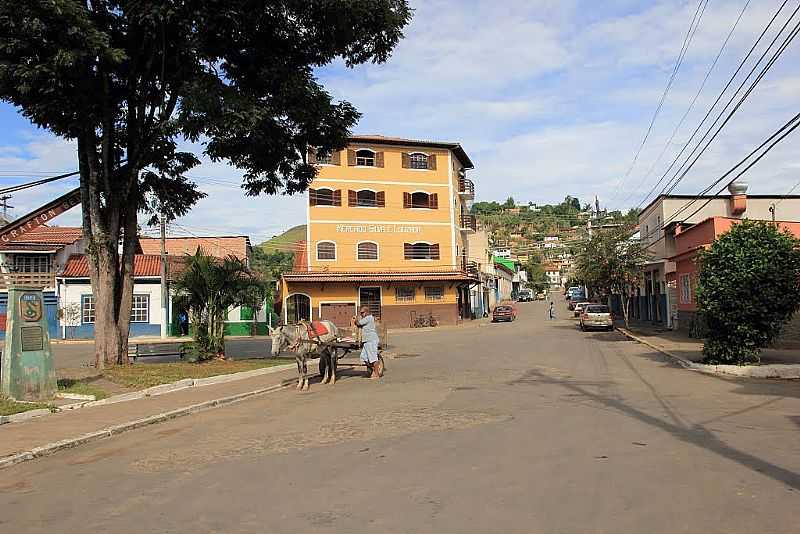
138 236 250 260
0 226 83 249
60 254 186 279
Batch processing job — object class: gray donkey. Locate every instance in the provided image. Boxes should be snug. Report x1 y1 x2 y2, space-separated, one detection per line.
269 320 339 390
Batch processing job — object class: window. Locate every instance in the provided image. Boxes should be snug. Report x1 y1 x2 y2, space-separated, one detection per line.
313 188 335 206
424 286 444 301
356 149 375 166
316 151 332 165
356 189 377 207
131 294 149 323
680 274 691 304
404 242 440 260
395 286 415 302
409 153 428 169
81 295 95 324
14 255 50 273
357 241 379 261
317 241 336 260
404 191 438 209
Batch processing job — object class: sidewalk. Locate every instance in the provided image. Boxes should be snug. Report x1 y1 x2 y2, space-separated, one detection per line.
0 365 297 468
619 322 800 379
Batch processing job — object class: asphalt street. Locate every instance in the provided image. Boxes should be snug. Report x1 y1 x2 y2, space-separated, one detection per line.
2 301 799 533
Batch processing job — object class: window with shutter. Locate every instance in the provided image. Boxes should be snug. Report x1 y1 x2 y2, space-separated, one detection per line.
357 241 379 261
348 190 357 206
405 242 438 260
409 153 428 169
401 153 410 168
315 149 332 165
316 241 336 260
331 150 341 165
376 191 386 207
429 193 439 209
333 189 342 206
355 149 375 166
410 191 431 209
403 243 413 259
430 243 440 259
314 188 335 206
375 151 384 167
403 192 411 209
309 188 317 206
355 189 377 207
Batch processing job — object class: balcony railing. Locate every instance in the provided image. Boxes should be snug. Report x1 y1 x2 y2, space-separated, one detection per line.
460 258 479 278
459 214 477 233
0 272 56 290
458 177 475 199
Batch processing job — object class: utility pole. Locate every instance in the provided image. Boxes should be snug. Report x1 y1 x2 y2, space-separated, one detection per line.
0 194 14 221
160 213 168 338
769 203 776 222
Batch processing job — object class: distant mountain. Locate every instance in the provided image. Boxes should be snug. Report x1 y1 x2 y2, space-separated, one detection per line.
259 224 306 252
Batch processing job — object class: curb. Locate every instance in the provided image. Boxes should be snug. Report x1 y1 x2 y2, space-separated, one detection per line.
1 362 298 426
617 328 800 379
0 378 295 470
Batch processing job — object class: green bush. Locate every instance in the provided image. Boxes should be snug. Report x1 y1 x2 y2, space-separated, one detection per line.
696 220 800 364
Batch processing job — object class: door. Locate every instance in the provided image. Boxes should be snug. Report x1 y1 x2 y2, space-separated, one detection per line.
286 294 311 323
320 303 356 328
359 287 381 319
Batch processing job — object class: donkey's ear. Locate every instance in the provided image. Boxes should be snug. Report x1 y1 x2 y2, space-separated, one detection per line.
267 326 274 335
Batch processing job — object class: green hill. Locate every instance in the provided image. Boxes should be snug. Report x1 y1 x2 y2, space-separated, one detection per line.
259 224 306 252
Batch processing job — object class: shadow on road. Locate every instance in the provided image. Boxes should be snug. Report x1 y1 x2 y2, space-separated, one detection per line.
512 367 800 491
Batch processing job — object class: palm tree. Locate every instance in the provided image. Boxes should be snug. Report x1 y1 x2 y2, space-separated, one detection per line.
173 248 267 360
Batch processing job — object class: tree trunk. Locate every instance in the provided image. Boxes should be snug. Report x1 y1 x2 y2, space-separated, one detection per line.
622 290 631 329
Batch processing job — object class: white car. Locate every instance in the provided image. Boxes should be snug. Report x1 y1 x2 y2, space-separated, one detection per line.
572 301 591 318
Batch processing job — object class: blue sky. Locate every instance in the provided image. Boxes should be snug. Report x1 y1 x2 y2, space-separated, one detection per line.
1 0 799 241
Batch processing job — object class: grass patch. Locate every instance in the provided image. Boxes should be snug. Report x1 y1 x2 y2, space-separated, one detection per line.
0 396 52 416
103 358 294 390
57 379 110 400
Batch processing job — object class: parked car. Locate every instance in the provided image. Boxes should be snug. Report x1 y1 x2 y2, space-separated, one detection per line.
580 304 614 331
572 301 591 317
536 292 547 300
516 289 533 302
492 304 517 322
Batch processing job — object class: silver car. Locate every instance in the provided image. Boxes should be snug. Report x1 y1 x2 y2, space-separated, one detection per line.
580 304 614 331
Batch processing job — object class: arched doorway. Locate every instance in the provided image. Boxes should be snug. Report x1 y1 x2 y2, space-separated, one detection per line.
285 293 311 324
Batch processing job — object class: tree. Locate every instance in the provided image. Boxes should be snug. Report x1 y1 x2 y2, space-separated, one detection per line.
0 1 411 368
575 227 648 327
504 197 516 209
251 248 295 281
695 220 800 364
173 249 268 360
524 256 550 293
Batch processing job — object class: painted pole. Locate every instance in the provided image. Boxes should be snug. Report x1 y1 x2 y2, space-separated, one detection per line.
160 213 168 338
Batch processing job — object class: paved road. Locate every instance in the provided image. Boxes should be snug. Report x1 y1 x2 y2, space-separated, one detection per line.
2 301 799 533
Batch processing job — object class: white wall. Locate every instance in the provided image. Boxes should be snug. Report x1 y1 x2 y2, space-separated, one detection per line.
59 279 164 326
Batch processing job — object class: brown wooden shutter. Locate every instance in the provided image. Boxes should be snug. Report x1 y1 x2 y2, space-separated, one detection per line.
347 149 356 166
401 153 410 168
309 188 317 206
376 191 386 208
333 189 342 206
428 154 437 170
429 193 439 209
331 150 341 165
403 192 411 209
307 148 317 164
375 151 384 168
431 244 440 260
404 243 413 260
348 190 357 206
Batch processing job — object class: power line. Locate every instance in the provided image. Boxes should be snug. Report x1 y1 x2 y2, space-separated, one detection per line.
611 0 709 203
636 0 798 209
623 0 752 206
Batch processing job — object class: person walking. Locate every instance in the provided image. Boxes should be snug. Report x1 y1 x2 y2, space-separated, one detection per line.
549 301 555 320
178 310 189 336
354 306 382 379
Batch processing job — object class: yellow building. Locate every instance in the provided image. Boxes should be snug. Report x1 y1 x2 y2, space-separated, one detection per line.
279 135 477 328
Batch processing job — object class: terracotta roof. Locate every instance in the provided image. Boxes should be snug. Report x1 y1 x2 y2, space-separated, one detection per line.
282 270 474 283
349 134 474 169
0 243 60 252
60 254 186 279
138 236 251 260
6 226 83 245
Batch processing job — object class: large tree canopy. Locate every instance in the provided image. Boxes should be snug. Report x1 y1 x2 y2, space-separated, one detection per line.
0 0 412 367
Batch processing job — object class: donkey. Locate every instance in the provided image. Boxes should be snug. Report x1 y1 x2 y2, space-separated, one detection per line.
269 320 339 390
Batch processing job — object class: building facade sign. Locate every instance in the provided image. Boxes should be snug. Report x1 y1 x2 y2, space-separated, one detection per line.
335 224 421 234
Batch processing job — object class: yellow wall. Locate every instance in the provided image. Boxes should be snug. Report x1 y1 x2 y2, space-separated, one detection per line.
307 142 470 272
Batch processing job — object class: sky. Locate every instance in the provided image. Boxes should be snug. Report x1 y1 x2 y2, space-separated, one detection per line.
1 0 799 242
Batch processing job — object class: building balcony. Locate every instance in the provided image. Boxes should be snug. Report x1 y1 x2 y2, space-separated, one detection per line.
460 257 480 278
0 271 56 290
459 214 477 233
458 177 475 200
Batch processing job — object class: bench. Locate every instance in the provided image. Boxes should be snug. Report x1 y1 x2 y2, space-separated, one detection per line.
128 342 186 362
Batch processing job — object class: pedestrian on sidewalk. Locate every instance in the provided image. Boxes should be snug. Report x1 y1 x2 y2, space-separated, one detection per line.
353 306 383 379
178 310 189 336
549 301 556 320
